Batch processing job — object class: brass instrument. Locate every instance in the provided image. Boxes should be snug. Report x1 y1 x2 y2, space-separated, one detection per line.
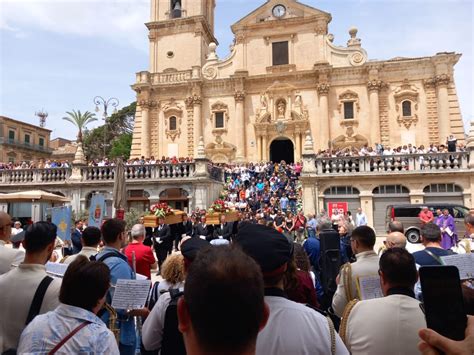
104 303 120 343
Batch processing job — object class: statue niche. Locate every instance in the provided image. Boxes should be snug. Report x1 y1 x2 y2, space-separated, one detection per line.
276 99 286 119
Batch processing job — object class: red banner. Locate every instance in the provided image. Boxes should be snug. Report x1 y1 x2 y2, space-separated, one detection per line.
328 202 348 217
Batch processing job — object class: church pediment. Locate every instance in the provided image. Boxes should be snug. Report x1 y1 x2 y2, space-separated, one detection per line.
231 0 331 32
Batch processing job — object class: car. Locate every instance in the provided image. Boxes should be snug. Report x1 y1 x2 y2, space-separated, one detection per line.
385 204 470 243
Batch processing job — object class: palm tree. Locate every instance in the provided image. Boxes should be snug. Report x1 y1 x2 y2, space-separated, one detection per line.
62 110 97 142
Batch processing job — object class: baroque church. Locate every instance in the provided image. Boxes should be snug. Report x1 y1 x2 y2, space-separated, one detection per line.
130 0 465 163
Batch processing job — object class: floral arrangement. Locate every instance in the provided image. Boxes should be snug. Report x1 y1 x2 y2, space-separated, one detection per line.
207 199 230 214
150 202 172 218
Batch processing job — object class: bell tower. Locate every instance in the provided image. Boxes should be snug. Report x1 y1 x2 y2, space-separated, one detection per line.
148 0 217 73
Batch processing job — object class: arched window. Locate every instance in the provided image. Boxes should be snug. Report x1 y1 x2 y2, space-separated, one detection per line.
169 116 177 131
373 185 409 194
423 184 463 194
402 100 412 117
324 186 360 195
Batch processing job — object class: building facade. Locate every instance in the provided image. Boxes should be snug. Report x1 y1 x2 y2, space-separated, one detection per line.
131 0 465 163
0 116 52 164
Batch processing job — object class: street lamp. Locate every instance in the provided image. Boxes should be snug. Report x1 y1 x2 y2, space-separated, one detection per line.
93 96 119 157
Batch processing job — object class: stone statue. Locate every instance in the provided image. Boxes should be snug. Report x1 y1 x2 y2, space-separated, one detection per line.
260 94 268 111
277 100 286 118
294 95 303 115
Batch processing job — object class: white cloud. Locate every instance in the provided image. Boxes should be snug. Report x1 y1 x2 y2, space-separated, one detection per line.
0 0 149 51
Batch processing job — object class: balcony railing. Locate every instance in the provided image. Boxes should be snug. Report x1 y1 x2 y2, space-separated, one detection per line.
0 137 53 153
315 152 469 175
81 163 196 181
0 168 70 184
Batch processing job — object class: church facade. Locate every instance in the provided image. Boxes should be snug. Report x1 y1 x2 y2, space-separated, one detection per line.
130 0 465 163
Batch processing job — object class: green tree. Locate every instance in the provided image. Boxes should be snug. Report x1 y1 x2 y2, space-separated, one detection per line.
62 110 98 142
83 102 136 160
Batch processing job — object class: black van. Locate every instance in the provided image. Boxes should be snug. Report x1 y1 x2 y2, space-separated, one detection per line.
385 204 470 243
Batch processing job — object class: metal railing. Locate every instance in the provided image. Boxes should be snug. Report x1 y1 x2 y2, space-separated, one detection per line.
315 152 469 175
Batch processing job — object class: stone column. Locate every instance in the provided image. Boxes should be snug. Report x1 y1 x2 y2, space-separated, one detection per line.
192 95 203 157
262 135 268 161
295 132 302 162
234 91 246 162
367 80 384 145
141 103 151 158
435 74 451 142
317 83 330 149
256 135 262 162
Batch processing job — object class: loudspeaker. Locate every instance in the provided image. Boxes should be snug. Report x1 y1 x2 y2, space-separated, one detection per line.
319 229 342 302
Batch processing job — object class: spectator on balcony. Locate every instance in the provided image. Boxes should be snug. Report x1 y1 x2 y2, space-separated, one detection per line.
447 134 458 152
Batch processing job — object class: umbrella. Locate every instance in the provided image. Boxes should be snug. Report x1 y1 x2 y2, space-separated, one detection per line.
113 158 127 211
0 190 70 203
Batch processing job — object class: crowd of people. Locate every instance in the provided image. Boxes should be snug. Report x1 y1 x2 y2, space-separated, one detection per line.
0 210 473 355
316 135 463 158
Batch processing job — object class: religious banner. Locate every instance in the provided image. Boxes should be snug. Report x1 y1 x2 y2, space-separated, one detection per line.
51 206 72 241
88 193 106 228
328 202 348 217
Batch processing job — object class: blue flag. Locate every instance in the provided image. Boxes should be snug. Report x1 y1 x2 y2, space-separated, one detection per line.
88 193 106 228
52 206 72 241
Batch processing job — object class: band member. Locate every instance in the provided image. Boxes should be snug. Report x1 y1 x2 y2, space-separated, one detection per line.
153 217 172 272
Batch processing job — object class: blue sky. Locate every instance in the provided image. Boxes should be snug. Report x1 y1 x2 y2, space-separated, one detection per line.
0 0 472 140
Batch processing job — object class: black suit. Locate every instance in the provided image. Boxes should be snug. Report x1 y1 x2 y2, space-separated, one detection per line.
212 222 233 241
154 224 172 269
193 223 212 240
71 229 82 254
176 221 193 250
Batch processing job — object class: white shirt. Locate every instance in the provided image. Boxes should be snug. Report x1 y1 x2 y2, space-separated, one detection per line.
332 250 379 317
63 246 98 264
344 294 426 354
257 296 348 355
142 286 184 351
11 227 23 236
0 240 24 275
0 264 61 352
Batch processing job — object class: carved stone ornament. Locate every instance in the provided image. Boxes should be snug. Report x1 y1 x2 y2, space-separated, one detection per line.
317 83 330 95
394 79 419 129
139 99 158 109
435 74 450 87
192 94 202 105
367 80 386 92
276 120 286 134
162 99 183 142
185 96 194 109
165 127 181 141
234 91 246 102
338 90 360 118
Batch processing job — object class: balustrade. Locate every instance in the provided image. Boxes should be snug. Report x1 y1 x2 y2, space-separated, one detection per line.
315 152 469 175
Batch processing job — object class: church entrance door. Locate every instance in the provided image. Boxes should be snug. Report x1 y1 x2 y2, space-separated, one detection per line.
270 138 294 163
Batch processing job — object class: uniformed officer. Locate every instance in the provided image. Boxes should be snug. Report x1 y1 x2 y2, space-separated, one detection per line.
332 226 379 317
339 248 426 354
234 222 349 355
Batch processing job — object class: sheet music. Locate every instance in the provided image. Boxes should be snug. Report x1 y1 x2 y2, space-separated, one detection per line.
357 275 383 300
46 262 69 277
111 279 151 310
441 254 474 280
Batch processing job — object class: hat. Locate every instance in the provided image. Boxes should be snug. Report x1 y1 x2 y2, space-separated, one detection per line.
10 230 25 243
234 222 293 275
181 237 210 261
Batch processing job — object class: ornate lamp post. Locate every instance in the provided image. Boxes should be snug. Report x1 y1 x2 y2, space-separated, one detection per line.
93 96 119 157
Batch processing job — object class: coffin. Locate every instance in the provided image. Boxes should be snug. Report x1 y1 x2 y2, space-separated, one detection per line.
143 209 185 227
206 210 240 225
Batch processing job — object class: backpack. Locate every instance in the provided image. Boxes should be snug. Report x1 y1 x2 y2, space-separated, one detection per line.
161 289 185 355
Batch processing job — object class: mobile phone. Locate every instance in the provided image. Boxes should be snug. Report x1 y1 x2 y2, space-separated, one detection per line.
419 265 467 341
